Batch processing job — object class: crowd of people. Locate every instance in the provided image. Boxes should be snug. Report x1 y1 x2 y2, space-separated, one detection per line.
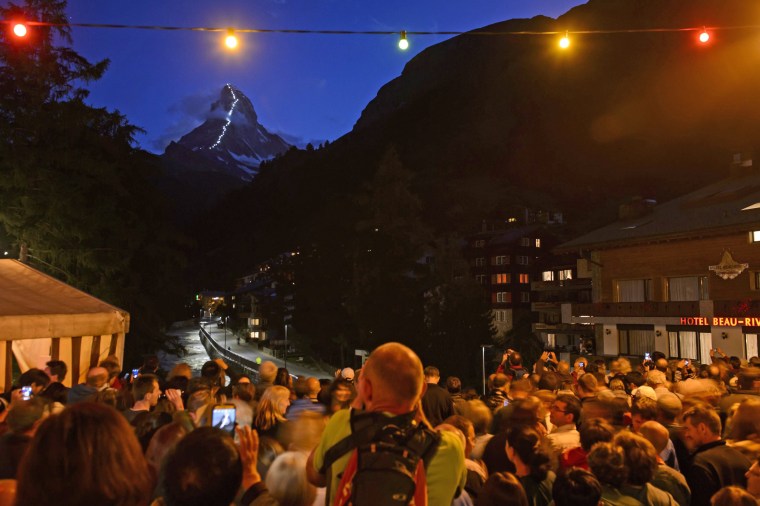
0 344 760 506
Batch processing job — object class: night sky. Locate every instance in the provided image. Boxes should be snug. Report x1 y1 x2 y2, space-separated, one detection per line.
64 1 582 152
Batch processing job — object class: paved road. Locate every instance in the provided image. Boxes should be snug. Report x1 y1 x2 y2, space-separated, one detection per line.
161 320 336 380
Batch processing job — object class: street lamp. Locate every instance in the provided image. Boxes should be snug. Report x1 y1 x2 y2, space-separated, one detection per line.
284 323 288 370
480 344 494 396
224 316 228 349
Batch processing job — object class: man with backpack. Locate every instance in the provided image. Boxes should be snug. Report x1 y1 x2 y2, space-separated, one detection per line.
307 342 467 506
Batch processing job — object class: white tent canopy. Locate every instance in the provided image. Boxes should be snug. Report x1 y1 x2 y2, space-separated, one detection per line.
0 259 129 391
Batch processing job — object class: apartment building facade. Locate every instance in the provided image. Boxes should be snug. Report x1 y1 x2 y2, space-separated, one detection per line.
556 170 760 363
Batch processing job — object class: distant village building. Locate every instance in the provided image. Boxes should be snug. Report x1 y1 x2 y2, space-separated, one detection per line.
463 208 589 350
230 251 297 355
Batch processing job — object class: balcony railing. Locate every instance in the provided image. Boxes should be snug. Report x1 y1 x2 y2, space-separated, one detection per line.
532 292 592 304
531 279 592 291
571 301 701 317
713 299 760 317
571 300 760 318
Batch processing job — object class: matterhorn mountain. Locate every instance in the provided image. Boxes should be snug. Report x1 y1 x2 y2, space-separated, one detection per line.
162 84 291 181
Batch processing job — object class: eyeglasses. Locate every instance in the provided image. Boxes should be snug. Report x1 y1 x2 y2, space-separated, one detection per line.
550 405 568 413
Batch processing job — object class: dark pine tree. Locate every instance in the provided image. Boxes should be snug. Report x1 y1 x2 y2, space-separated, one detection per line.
0 0 187 363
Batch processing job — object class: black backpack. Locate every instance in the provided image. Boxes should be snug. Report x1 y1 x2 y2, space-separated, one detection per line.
319 409 441 506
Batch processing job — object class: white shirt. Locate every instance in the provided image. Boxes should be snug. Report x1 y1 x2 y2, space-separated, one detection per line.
547 423 580 452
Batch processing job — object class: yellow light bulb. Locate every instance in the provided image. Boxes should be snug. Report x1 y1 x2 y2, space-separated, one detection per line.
559 33 570 49
398 31 409 50
225 34 238 49
13 23 27 37
699 30 710 43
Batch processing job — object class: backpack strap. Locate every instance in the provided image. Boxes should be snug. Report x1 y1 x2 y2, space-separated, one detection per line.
416 428 441 470
318 410 418 474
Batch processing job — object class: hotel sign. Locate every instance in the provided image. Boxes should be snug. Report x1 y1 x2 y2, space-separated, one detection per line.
708 250 748 280
680 317 760 326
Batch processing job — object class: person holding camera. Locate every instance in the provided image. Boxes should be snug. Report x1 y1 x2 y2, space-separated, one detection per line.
497 349 528 380
122 374 181 424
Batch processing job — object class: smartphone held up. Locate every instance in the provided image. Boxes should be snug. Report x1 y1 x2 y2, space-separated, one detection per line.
212 404 237 434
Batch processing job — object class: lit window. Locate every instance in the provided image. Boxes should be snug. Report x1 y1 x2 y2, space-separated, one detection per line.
491 273 510 284
559 269 573 281
519 274 530 284
508 217 517 223
250 318 260 326
752 231 760 243
542 271 554 281
615 279 653 302
535 239 541 248
668 276 709 301
752 272 760 291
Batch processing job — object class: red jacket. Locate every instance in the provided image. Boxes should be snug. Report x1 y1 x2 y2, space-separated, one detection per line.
560 447 589 471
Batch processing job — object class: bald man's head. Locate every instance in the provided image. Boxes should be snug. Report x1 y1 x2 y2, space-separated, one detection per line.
638 420 670 454
86 367 109 390
364 342 424 410
259 361 277 383
307 377 321 397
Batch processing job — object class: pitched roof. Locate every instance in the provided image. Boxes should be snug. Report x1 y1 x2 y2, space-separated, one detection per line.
556 170 760 252
0 259 128 339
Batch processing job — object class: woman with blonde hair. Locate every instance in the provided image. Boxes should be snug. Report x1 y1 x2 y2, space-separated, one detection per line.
252 385 291 442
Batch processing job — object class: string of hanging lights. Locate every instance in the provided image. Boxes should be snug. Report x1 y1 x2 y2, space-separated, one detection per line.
3 19 756 50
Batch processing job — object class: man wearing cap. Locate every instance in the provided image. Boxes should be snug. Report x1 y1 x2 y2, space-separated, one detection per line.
635 385 658 402
340 367 355 383
646 370 669 398
421 366 454 427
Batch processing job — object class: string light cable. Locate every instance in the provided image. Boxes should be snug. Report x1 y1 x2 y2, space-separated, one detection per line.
3 19 760 40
